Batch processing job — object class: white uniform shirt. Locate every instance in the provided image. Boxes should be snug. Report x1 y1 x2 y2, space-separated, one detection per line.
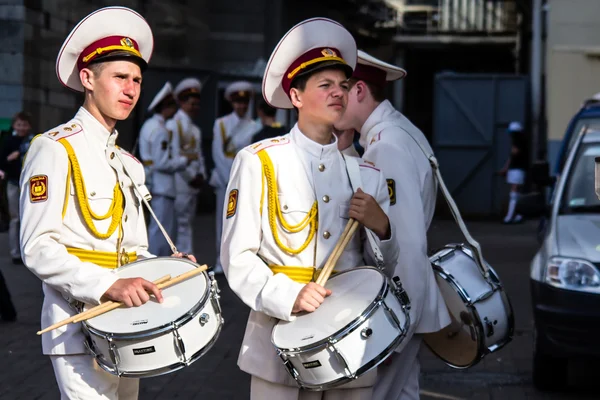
20 107 153 355
166 109 206 195
146 114 188 198
351 100 451 334
209 112 260 189
221 124 399 384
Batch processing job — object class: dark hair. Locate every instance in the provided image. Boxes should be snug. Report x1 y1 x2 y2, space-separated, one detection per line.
348 78 386 102
12 111 33 127
257 99 277 117
87 62 107 77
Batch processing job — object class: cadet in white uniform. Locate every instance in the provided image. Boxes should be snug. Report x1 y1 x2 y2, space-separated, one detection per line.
221 18 399 400
140 83 197 255
138 82 175 191
19 7 194 399
210 81 261 273
167 78 206 255
335 50 452 400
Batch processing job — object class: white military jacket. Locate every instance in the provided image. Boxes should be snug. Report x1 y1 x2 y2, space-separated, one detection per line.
347 100 451 335
138 113 163 189
166 109 206 195
209 111 260 189
143 114 188 198
20 107 153 355
221 125 399 385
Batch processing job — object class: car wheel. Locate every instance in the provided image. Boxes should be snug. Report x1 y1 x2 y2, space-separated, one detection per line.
533 340 568 391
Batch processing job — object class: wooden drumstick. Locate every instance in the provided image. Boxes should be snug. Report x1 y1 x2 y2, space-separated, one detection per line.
71 274 172 324
72 265 208 324
36 274 172 336
316 219 360 286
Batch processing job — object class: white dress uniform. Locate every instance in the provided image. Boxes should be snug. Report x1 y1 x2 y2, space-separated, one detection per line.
20 6 155 399
210 108 260 271
223 127 399 399
222 17 399 400
343 50 452 400
21 108 151 398
166 108 206 254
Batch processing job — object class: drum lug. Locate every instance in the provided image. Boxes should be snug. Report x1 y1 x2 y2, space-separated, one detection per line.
328 342 354 379
484 317 495 338
278 351 299 380
172 323 188 363
107 335 121 377
392 277 411 310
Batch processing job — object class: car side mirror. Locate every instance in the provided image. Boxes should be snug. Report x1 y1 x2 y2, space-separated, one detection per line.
531 161 556 187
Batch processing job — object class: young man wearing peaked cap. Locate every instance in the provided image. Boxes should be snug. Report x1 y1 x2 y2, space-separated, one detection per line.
335 50 452 400
221 18 399 399
19 7 195 399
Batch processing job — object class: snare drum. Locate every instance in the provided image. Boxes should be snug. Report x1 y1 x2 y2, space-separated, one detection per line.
82 257 223 377
424 244 514 368
272 267 410 391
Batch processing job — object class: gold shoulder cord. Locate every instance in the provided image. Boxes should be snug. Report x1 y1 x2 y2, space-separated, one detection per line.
257 149 318 255
220 120 236 158
58 138 124 239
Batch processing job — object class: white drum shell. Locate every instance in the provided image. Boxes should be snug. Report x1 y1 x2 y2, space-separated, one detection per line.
82 258 224 378
272 268 410 390
427 245 514 368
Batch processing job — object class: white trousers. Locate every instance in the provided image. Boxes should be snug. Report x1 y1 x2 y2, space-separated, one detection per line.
147 195 176 257
174 192 197 254
7 182 20 259
50 355 139 400
214 187 227 269
250 376 373 400
373 337 422 400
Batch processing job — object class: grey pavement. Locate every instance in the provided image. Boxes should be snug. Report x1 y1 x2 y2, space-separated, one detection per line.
0 213 595 399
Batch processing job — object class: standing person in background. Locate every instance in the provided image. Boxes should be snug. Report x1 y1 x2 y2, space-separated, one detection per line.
499 121 527 224
209 81 260 274
138 81 175 192
0 111 35 264
139 82 195 255
251 99 287 143
167 78 206 255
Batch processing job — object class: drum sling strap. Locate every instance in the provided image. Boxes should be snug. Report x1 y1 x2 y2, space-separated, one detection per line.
373 122 490 278
341 155 385 270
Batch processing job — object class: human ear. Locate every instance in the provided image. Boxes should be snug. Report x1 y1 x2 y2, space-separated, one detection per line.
355 81 367 103
80 68 94 91
290 88 303 109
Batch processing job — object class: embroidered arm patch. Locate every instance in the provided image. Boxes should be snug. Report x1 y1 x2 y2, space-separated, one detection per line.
387 179 396 205
29 175 48 203
226 189 239 219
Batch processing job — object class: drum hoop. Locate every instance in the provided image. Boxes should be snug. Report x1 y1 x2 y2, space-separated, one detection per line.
272 267 390 353
88 302 224 378
84 260 212 340
296 319 409 391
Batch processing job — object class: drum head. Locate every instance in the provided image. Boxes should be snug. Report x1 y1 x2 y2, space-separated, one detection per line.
423 269 479 368
84 258 207 334
272 267 384 349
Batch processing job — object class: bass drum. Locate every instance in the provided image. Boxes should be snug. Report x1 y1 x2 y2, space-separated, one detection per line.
423 244 514 368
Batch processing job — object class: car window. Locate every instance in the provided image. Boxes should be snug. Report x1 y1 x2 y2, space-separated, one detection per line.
566 117 600 155
562 144 600 213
